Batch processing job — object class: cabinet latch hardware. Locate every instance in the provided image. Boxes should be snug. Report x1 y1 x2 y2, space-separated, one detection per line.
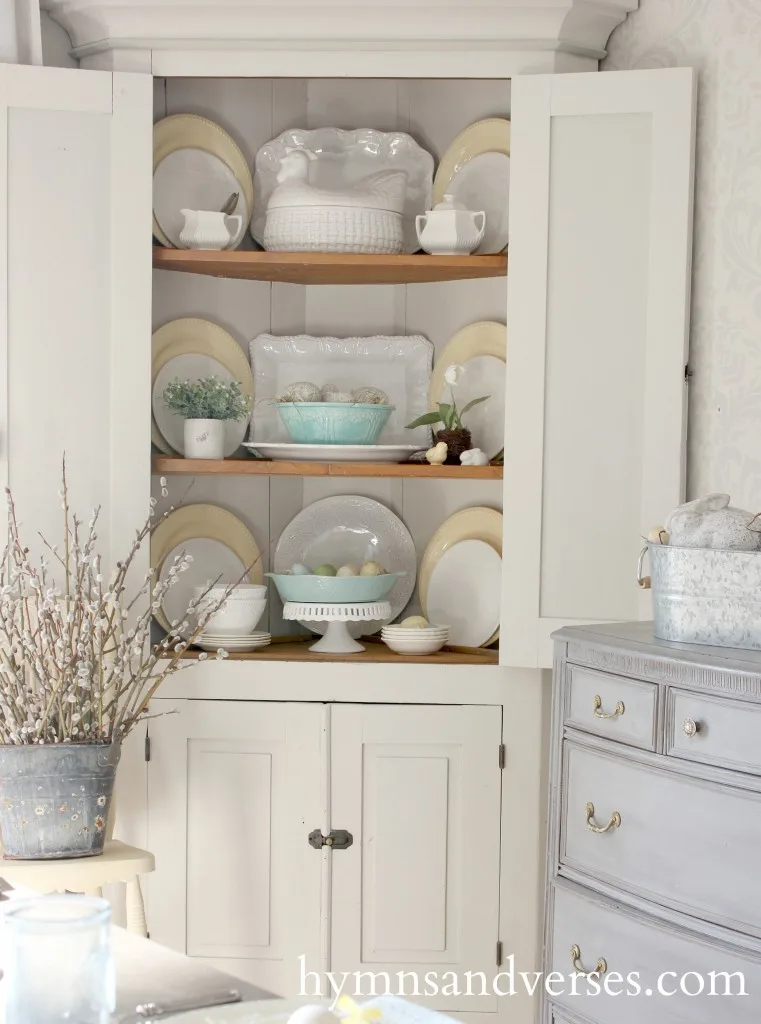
496 940 503 967
308 829 353 850
498 744 505 770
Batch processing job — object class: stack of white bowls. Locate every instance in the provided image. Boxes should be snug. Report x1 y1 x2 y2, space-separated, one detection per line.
381 622 450 656
192 584 271 652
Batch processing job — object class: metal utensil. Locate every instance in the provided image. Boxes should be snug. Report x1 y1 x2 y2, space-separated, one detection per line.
121 988 242 1022
220 192 239 216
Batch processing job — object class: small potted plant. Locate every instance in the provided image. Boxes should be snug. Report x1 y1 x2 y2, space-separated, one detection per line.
406 364 489 464
162 376 252 460
0 462 246 859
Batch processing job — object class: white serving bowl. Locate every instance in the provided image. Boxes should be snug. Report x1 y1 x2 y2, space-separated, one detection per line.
194 591 267 637
196 583 267 602
381 634 448 656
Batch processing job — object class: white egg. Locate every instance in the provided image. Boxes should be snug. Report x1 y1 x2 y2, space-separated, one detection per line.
336 564 360 577
287 1006 340 1024
279 382 321 403
401 615 429 628
290 563 311 575
360 560 386 577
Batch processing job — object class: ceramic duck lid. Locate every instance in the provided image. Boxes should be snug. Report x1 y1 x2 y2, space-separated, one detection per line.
267 153 407 214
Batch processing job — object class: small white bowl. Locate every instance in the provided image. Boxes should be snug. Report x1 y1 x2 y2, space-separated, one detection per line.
382 628 449 638
382 635 448 656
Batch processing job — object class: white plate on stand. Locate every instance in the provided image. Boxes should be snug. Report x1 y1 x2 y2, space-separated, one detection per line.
274 496 416 636
243 442 424 463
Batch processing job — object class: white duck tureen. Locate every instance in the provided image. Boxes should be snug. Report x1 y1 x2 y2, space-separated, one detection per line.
263 149 408 254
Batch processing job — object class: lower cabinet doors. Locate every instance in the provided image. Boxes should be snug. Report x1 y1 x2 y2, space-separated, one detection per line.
330 704 503 1013
146 700 324 995
146 700 503 1009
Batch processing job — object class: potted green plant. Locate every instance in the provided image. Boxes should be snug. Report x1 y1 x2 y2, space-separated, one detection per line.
162 376 252 460
0 463 243 860
406 364 489 464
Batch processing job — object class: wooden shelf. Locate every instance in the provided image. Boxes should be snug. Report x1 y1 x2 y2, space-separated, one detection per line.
152 247 507 285
179 638 498 666
153 456 503 479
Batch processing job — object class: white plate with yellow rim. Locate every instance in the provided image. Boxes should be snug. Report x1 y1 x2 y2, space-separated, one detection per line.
153 114 253 249
433 118 511 254
429 321 506 460
152 318 254 457
419 506 502 647
150 504 263 634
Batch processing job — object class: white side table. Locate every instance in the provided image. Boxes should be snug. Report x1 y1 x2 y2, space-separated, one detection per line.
0 841 154 936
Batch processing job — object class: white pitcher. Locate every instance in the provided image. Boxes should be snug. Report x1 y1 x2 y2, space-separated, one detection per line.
179 209 243 250
416 195 486 255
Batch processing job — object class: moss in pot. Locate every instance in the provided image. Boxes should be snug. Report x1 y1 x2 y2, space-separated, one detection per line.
162 375 252 460
405 363 488 465
0 460 246 859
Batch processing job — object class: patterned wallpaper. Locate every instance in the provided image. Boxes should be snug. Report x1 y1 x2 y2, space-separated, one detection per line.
605 0 761 511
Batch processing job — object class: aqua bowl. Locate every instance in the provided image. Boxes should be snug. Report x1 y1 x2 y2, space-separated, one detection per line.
266 572 402 604
276 403 394 445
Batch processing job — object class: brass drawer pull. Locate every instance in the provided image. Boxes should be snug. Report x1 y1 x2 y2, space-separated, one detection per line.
586 801 621 833
571 944 607 978
593 695 625 719
682 717 701 737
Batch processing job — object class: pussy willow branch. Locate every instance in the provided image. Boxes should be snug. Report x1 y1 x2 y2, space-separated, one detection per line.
0 466 250 745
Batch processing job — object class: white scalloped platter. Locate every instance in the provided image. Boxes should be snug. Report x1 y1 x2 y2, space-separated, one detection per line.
252 128 434 252
249 332 433 447
243 442 424 463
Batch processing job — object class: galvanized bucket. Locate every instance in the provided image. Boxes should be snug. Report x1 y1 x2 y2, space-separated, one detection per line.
0 744 121 859
639 543 761 651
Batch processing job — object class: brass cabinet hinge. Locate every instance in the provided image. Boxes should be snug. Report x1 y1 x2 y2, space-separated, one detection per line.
496 940 503 967
498 744 505 769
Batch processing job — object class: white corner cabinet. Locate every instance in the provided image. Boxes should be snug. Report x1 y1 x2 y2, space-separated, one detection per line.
0 19 695 1024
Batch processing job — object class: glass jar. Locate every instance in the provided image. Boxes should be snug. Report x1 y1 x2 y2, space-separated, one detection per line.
3 895 114 1024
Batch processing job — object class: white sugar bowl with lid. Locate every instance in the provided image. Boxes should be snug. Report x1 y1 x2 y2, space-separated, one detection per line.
415 194 486 255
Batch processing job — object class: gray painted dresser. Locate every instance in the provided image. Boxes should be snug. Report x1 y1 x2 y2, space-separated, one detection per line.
545 621 761 1024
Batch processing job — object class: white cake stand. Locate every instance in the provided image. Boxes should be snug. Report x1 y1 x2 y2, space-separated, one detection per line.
283 601 392 654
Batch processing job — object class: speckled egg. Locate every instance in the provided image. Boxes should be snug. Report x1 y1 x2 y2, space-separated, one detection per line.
290 562 311 575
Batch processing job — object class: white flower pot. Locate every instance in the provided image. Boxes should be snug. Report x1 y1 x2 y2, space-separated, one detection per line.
183 418 225 459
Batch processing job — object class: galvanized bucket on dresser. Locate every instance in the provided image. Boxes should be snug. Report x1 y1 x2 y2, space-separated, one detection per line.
0 743 120 859
639 543 761 651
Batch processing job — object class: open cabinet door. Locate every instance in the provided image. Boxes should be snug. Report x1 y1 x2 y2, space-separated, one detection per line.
501 67 696 669
0 64 152 569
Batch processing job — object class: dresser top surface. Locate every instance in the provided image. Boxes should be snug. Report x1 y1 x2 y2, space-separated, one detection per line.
553 621 761 675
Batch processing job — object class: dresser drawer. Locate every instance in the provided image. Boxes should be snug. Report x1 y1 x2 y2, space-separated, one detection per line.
668 689 761 775
565 666 658 750
549 881 761 1024
560 741 761 936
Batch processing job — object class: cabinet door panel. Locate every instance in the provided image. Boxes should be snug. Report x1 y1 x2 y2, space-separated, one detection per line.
147 700 323 996
502 68 696 667
0 64 151 573
330 704 502 1012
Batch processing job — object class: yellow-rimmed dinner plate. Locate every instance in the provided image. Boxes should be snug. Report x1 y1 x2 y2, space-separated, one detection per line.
433 118 510 254
152 318 254 457
150 504 263 634
419 506 502 647
153 114 253 249
429 321 506 460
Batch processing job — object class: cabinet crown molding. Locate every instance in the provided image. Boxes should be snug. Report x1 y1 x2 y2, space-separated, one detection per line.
41 0 638 75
